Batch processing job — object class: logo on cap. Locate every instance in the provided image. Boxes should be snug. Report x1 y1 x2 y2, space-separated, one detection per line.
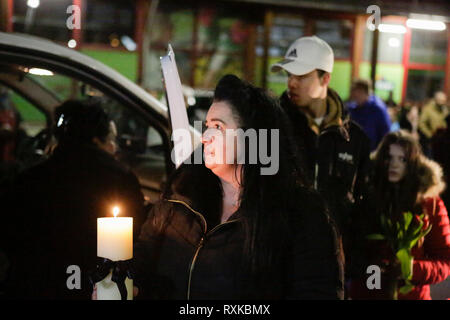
287 49 297 58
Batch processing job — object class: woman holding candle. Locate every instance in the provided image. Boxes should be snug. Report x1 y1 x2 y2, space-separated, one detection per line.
132 74 344 299
348 130 450 299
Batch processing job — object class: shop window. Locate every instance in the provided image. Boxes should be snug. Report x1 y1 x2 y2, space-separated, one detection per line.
142 4 254 94
195 8 250 88
13 0 72 43
406 27 447 102
409 29 447 65
363 23 405 64
266 15 305 95
84 0 135 46
314 19 353 60
142 7 194 96
406 69 445 102
269 15 305 58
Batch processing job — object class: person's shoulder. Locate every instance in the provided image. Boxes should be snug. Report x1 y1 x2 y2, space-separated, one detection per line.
89 147 133 175
347 119 371 143
13 157 52 184
346 101 357 111
369 95 387 111
421 100 435 111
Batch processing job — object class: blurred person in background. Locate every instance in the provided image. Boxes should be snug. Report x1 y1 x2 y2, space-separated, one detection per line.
271 36 369 298
399 102 419 136
0 99 144 299
385 91 400 132
0 87 28 183
0 87 19 163
347 79 391 152
432 114 450 215
419 91 448 141
419 91 448 158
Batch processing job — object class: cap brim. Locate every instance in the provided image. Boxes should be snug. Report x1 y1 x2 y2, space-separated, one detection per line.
270 59 316 76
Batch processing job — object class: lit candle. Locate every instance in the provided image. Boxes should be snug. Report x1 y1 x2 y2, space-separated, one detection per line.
96 206 133 300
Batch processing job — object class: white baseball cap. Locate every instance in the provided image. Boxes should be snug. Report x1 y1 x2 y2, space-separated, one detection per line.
271 36 334 75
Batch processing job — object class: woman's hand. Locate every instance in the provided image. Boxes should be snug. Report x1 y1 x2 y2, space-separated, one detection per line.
91 285 139 300
92 284 97 300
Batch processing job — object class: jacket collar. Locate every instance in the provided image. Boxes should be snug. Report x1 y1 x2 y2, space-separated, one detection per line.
280 88 350 141
162 164 243 231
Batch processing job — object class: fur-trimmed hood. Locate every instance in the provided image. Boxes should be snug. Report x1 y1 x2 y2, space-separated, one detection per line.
417 156 446 199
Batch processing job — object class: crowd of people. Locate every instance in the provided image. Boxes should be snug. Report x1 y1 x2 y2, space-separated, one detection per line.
0 35 449 300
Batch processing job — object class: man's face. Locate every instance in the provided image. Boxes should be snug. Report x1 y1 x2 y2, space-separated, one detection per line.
287 70 325 107
350 87 369 106
435 92 447 106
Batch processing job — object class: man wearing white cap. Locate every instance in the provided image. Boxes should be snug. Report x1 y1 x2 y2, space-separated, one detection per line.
272 36 370 289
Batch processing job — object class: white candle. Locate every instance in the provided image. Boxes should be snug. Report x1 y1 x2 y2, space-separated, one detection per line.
96 206 133 300
97 206 133 261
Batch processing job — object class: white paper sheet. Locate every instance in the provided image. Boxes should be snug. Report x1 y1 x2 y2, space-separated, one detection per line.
160 45 192 167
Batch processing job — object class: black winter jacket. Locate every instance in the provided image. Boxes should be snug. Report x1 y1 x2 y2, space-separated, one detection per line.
279 89 371 235
133 164 344 300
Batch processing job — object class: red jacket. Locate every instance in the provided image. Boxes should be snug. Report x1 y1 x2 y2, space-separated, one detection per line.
349 196 450 300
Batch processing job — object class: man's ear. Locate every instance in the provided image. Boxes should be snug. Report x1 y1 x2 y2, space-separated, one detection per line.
321 72 331 86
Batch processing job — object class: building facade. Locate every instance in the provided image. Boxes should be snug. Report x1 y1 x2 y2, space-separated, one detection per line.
4 0 450 105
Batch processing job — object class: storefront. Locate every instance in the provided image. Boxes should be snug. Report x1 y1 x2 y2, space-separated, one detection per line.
7 0 450 105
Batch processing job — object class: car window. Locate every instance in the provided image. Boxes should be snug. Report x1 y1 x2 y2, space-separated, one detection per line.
27 73 83 101
5 88 47 136
53 82 168 199
97 95 167 198
1 64 168 200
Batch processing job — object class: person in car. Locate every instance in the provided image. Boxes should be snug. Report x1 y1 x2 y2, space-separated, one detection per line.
0 99 145 299
130 74 344 299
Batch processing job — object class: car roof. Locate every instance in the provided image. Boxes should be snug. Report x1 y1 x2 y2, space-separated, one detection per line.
0 32 168 117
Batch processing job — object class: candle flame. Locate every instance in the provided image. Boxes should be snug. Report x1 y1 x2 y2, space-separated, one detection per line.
112 206 120 217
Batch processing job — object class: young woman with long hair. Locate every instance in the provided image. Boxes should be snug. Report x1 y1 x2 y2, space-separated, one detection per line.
349 130 450 300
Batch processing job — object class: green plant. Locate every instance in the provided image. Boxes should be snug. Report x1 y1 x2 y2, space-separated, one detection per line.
367 211 432 297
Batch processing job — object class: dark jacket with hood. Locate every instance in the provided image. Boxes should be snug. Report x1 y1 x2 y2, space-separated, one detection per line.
349 157 450 300
279 89 371 239
133 163 344 300
432 115 450 209
0 142 145 299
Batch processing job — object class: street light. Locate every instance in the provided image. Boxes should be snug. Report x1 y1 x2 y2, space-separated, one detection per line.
27 0 40 9
406 19 446 31
25 0 40 33
378 24 407 34
68 39 77 48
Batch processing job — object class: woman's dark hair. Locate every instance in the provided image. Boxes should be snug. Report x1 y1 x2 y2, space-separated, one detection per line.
54 98 111 145
162 75 308 290
372 130 423 219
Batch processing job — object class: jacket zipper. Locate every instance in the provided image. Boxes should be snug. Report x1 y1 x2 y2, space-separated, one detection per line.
187 236 204 300
314 129 337 190
167 199 240 300
314 132 321 190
